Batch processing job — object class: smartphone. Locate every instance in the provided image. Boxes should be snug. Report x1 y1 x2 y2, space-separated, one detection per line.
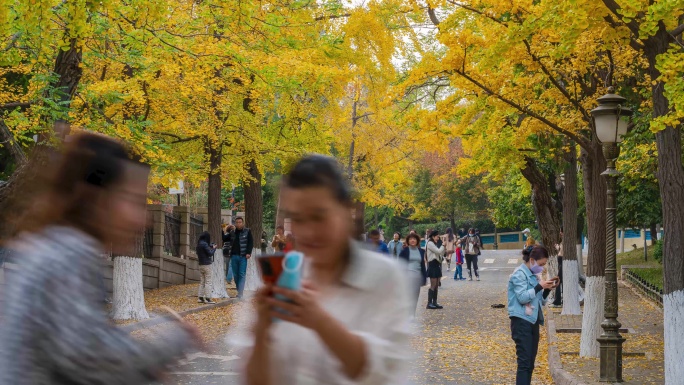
257 252 286 285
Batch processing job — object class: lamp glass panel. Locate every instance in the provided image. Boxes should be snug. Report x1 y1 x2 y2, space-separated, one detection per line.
616 116 629 143
595 114 624 143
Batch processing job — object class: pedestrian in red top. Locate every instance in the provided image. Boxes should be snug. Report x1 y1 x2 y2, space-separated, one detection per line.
453 240 466 280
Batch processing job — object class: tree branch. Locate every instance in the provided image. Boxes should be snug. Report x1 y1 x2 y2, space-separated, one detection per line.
0 118 27 166
601 0 641 36
427 6 440 26
451 69 591 150
669 23 684 37
0 102 31 110
152 132 203 144
314 13 351 21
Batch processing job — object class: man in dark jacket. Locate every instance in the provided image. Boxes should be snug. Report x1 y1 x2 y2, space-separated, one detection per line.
229 217 253 299
196 231 216 304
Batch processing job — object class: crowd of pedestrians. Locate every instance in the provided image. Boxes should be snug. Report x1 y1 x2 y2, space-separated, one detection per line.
360 226 487 313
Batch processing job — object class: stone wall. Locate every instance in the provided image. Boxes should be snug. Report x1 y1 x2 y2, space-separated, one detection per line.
101 255 200 294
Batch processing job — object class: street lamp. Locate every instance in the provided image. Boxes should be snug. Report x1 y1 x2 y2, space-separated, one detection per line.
590 87 633 383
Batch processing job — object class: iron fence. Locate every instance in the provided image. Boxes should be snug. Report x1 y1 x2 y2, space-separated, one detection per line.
164 212 181 256
190 215 204 249
625 269 663 307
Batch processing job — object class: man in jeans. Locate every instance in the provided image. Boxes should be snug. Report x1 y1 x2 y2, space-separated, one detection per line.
229 217 253 299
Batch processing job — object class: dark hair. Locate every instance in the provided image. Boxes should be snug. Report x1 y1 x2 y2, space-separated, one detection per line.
276 225 284 230
235 217 244 223
198 231 211 245
429 230 440 239
446 227 454 242
522 245 549 262
12 133 147 240
406 233 420 245
393 232 401 237
284 154 351 204
468 228 475 233
369 229 380 237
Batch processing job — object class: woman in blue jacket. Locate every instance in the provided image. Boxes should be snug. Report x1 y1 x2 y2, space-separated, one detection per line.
399 233 427 316
507 245 556 385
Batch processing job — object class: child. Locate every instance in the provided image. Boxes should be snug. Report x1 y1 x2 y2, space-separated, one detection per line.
454 241 465 280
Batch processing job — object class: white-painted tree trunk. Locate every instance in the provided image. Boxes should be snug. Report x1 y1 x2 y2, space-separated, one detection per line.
561 260 581 315
619 228 625 254
577 244 586 280
111 256 149 320
579 276 605 357
244 248 263 292
664 290 684 385
209 248 229 298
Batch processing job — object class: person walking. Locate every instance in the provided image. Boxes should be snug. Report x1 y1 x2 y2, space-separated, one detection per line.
271 225 286 252
0 133 201 385
196 231 217 304
523 228 536 248
552 231 564 308
442 227 457 271
508 246 556 385
230 217 254 299
387 232 403 259
453 240 465 280
368 229 389 254
238 155 411 385
399 232 426 316
223 224 235 284
461 228 482 281
425 230 445 309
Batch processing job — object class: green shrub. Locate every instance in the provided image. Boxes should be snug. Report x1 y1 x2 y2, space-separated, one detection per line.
653 240 663 264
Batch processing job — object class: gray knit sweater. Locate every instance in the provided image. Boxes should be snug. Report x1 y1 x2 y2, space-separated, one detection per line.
0 226 193 385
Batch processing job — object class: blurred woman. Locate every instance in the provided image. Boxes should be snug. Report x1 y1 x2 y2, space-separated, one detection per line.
425 230 445 309
441 227 456 271
0 133 200 385
398 232 426 316
508 246 556 385
242 155 410 385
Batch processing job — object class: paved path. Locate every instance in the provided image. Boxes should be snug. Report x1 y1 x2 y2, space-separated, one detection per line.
159 250 546 385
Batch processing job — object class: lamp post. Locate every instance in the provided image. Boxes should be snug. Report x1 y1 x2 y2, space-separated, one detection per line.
590 87 633 382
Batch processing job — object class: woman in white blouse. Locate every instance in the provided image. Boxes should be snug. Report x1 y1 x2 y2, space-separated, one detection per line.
243 155 411 385
425 230 445 309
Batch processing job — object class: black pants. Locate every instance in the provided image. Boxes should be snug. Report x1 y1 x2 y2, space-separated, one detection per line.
511 317 540 385
465 254 479 277
553 256 563 305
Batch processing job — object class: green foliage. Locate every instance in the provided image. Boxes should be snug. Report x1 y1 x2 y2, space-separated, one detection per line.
653 240 663 264
488 169 536 230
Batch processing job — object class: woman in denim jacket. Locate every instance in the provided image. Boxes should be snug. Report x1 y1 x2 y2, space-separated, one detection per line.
507 246 556 385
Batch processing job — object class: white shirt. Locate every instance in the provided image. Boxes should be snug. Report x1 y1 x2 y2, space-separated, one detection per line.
230 241 412 385
426 241 445 262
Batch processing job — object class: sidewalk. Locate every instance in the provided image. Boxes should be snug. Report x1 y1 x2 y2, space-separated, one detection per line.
547 281 664 385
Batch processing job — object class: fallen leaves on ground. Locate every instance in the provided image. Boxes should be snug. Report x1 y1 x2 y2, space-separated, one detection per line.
555 282 664 384
111 282 238 325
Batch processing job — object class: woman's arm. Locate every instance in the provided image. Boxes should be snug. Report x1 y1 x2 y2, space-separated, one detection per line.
426 241 444 257
510 271 538 305
246 331 272 385
314 313 367 379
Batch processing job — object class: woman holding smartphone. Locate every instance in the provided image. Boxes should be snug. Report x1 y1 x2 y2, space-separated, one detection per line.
241 155 411 385
508 245 556 385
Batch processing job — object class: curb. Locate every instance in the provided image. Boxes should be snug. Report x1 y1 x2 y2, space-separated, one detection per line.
120 297 240 333
546 312 588 385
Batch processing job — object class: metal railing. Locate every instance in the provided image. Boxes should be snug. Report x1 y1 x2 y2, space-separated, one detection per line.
190 215 204 248
624 269 663 307
164 212 181 256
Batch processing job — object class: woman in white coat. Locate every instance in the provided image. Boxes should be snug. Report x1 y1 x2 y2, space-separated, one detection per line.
425 230 446 309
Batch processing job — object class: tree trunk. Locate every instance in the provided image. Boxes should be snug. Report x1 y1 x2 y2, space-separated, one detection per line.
209 248 228 298
207 143 222 248
110 256 149 320
649 223 658 245
520 156 561 277
644 34 684 385
579 140 607 358
244 159 263 245
450 215 457 233
562 143 581 315
0 38 82 239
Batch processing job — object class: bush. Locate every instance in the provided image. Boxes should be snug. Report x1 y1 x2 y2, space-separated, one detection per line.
653 240 663 264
